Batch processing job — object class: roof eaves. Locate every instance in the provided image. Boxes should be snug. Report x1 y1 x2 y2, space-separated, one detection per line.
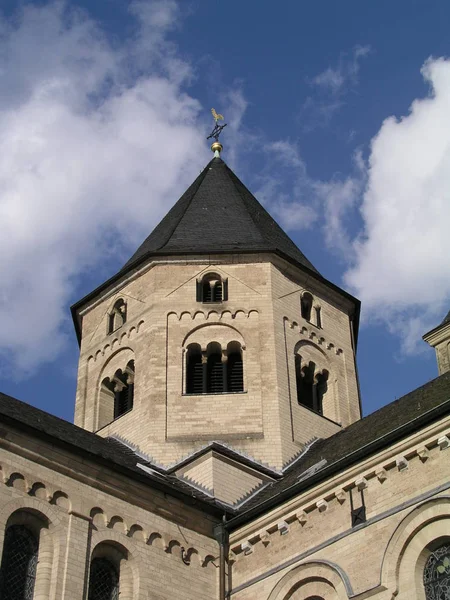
225 393 450 530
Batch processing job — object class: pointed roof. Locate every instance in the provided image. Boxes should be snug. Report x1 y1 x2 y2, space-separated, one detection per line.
442 309 450 325
121 157 319 274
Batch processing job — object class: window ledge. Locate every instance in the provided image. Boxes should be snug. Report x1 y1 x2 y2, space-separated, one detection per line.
183 391 247 397
297 403 341 427
95 408 133 433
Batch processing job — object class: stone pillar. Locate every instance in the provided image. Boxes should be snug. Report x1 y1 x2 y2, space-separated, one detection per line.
60 511 92 600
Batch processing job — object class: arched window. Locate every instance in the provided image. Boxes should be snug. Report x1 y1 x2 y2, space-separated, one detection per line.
186 344 204 394
88 557 119 600
108 299 127 334
0 524 38 600
301 292 313 321
295 356 328 415
315 306 322 328
424 542 450 600
196 273 228 303
100 360 134 425
185 341 245 395
207 342 224 393
227 341 244 393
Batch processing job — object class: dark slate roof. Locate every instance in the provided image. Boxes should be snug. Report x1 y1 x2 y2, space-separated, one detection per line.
0 392 230 517
442 309 450 325
121 157 319 274
226 370 450 527
1 371 450 526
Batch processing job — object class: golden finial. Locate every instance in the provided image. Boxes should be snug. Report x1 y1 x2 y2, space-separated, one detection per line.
207 108 227 156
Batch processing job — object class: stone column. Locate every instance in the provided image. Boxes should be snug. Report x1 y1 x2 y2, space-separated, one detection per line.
60 511 92 600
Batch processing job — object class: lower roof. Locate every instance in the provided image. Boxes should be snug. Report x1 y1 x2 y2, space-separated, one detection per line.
0 370 449 527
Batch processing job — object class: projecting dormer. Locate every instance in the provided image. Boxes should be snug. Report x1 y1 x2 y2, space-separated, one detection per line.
423 309 450 375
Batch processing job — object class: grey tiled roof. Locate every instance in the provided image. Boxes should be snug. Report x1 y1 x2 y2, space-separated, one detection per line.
1 371 449 523
121 157 319 274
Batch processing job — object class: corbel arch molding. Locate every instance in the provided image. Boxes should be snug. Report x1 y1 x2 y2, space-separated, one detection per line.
294 340 330 364
182 322 245 349
96 346 136 386
381 496 450 598
90 531 142 600
0 497 64 600
267 560 350 600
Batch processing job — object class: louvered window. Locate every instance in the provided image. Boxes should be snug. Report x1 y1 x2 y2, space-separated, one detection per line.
88 558 119 600
197 274 228 303
227 349 244 392
186 345 204 394
0 525 38 600
424 543 450 600
207 352 224 393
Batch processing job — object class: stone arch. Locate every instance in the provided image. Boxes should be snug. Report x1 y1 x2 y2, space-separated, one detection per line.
381 496 450 599
268 561 350 600
183 322 245 349
0 500 63 600
96 347 136 430
90 532 141 600
293 340 334 420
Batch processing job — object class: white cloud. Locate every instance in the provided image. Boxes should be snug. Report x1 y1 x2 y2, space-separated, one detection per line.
345 57 450 352
303 45 371 127
0 0 210 375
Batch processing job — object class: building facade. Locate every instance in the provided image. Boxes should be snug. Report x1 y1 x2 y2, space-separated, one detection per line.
0 151 449 600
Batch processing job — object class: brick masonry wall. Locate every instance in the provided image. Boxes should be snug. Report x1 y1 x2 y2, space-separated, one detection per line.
75 254 361 470
0 423 220 600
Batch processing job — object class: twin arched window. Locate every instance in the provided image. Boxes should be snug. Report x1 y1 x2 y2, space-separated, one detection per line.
295 355 328 415
196 273 228 303
301 292 322 328
0 524 38 599
100 360 135 425
424 542 450 599
108 299 127 334
186 341 244 394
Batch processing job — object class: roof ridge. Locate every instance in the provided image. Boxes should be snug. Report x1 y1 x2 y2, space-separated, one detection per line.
155 159 215 253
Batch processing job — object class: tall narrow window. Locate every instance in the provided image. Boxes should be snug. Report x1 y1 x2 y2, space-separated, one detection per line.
0 524 38 600
108 299 127 334
88 557 119 600
301 292 313 321
315 306 322 328
113 360 134 419
227 342 244 392
196 274 228 303
295 357 327 415
424 542 450 600
207 342 224 393
186 344 204 394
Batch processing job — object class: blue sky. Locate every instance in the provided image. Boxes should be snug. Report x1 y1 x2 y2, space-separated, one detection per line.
0 0 449 422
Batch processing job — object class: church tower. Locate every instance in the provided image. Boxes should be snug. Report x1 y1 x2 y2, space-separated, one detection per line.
71 144 361 470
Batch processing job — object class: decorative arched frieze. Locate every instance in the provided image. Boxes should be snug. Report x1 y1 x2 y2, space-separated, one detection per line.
87 320 144 363
172 308 259 322
267 560 351 600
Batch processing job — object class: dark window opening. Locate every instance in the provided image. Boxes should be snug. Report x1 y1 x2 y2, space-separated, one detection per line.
101 360 135 421
301 292 313 321
227 345 244 393
315 306 322 328
197 274 228 303
424 542 450 600
295 356 327 415
88 557 119 600
186 344 204 394
108 299 127 334
207 343 224 393
0 524 38 600
186 341 244 394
